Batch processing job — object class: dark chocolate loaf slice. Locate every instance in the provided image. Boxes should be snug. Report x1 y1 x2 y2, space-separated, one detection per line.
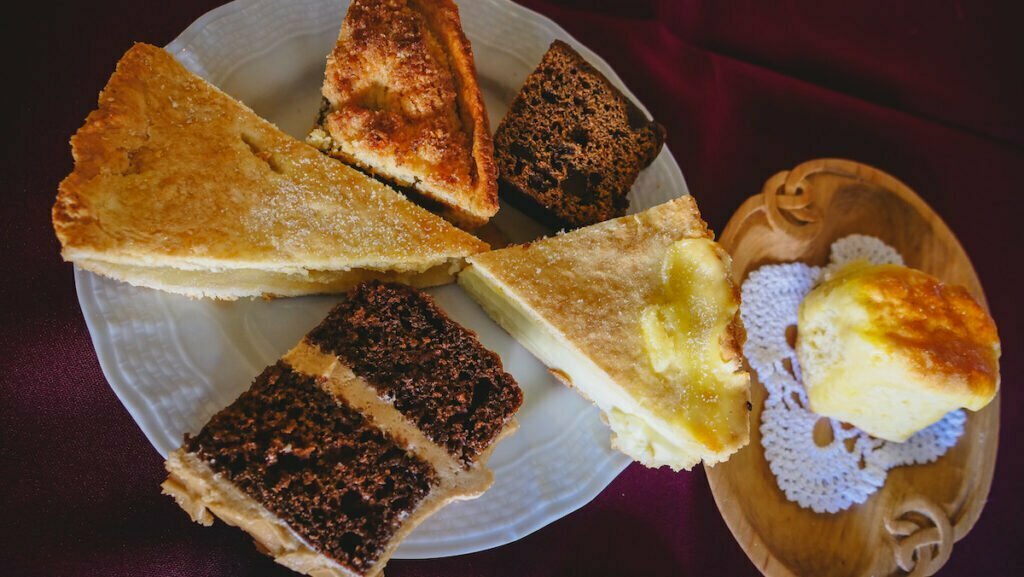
164 281 522 577
493 40 666 229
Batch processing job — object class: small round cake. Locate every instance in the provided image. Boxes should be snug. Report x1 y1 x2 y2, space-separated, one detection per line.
796 262 1000 442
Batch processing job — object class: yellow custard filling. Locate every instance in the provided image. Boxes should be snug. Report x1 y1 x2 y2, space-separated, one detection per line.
641 238 744 452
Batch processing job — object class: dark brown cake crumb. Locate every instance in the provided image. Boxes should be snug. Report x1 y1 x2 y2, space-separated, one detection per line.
307 281 523 467
186 362 436 573
493 40 666 229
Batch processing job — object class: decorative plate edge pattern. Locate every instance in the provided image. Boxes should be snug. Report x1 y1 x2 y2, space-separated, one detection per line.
74 0 681 559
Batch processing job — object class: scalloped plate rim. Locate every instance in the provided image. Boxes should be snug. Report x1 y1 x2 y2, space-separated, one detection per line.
73 0 686 560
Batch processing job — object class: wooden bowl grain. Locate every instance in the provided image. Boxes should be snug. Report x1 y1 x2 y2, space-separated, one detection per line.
705 159 1000 577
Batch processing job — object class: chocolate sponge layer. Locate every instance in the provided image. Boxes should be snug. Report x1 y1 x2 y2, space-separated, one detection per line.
307 281 523 467
186 362 435 573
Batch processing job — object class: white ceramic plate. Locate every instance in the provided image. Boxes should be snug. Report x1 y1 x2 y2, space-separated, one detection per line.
75 0 688 559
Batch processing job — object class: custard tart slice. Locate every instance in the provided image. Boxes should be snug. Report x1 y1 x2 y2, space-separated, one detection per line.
459 197 750 470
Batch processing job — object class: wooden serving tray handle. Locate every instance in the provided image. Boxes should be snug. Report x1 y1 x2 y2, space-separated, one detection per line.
707 159 999 577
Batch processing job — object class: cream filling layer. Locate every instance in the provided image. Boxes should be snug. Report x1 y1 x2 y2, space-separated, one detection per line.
75 258 459 299
163 450 357 577
64 241 471 276
283 340 496 491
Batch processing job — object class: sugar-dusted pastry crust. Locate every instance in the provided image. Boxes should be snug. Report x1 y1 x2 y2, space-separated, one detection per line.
53 43 487 299
460 197 749 470
313 0 498 227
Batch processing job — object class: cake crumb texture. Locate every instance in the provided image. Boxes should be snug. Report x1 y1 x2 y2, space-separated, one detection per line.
186 362 436 573
493 40 665 228
308 281 523 466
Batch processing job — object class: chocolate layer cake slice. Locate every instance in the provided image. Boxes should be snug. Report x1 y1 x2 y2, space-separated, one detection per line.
163 281 522 577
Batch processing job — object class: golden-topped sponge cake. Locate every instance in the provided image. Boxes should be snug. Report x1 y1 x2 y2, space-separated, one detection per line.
797 262 1000 442
309 0 498 228
52 43 487 299
459 197 750 471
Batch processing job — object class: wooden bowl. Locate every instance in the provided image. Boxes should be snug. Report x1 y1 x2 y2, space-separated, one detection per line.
705 159 1000 577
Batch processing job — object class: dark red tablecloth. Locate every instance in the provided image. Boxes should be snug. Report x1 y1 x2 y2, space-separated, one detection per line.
3 1 1022 575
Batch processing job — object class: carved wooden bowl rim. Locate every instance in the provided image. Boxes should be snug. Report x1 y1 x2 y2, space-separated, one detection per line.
705 158 1000 577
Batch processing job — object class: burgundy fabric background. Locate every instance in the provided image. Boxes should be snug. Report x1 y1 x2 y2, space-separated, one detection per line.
2 1 1022 575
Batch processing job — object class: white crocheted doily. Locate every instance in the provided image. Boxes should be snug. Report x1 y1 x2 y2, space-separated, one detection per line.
741 235 966 513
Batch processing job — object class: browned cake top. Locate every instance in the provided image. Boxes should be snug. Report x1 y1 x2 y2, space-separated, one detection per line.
186 362 436 573
325 0 470 185
320 0 498 225
493 40 665 229
308 281 523 466
847 264 999 396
